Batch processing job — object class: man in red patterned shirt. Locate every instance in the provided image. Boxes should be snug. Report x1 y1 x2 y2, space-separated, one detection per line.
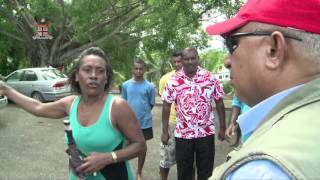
161 47 226 180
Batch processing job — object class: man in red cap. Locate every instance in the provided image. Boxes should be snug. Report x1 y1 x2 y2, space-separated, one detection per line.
206 0 320 179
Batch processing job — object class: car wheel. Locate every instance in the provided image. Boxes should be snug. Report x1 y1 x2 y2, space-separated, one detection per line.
32 92 44 102
0 96 7 109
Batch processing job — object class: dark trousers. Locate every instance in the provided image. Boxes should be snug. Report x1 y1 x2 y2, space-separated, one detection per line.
175 135 215 180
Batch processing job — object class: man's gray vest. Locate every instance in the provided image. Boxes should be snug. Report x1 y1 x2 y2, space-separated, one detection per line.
211 77 320 179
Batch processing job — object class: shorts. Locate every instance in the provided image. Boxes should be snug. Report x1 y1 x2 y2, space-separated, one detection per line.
160 125 176 168
142 127 153 140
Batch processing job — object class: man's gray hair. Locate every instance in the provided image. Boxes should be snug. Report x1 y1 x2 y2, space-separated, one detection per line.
247 22 320 64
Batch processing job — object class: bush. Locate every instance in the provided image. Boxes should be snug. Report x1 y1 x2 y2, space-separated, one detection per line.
222 81 234 96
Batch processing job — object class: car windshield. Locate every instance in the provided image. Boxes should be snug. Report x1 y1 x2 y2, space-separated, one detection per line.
41 69 66 80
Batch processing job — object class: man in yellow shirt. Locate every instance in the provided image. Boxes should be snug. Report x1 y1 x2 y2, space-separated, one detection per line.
158 51 182 180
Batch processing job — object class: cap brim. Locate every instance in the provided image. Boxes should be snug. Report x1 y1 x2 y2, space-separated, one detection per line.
206 17 248 37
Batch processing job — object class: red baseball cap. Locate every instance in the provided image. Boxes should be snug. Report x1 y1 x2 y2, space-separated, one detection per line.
206 0 320 36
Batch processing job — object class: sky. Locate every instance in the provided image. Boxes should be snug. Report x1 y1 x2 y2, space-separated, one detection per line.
200 11 227 52
200 0 247 52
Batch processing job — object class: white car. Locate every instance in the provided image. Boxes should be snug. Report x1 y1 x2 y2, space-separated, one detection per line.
4 67 71 102
0 80 7 109
0 95 7 109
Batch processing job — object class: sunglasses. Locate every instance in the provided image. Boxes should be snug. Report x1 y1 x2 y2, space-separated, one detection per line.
225 31 302 54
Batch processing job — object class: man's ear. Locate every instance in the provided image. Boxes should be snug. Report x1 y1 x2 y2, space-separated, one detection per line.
265 31 287 70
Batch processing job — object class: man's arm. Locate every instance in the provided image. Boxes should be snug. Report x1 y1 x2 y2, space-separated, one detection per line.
121 83 127 100
149 85 155 110
215 98 226 141
161 101 172 145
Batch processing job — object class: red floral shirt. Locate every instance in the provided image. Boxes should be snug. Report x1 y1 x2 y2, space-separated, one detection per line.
162 67 224 139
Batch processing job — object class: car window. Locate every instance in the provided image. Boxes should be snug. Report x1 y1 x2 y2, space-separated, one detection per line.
21 70 38 81
41 69 66 80
6 71 23 82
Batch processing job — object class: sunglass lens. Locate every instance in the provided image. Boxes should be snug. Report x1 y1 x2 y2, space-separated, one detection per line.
225 36 238 54
225 38 233 54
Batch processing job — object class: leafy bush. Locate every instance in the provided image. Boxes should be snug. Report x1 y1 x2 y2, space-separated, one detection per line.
222 81 234 96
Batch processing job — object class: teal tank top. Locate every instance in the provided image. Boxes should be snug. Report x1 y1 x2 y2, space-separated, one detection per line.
68 94 133 180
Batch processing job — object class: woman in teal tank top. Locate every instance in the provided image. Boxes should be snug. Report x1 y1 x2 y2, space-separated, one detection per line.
69 94 134 180
0 47 146 180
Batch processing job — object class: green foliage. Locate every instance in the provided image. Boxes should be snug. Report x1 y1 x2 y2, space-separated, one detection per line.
222 81 234 96
113 70 126 89
98 36 139 86
0 20 28 75
218 0 244 18
200 49 227 72
28 0 62 22
0 0 243 85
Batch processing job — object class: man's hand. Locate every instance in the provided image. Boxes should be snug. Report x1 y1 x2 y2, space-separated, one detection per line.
218 129 226 141
161 132 169 145
225 123 238 141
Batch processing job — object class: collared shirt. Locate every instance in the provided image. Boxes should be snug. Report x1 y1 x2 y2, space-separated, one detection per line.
228 85 302 180
162 66 224 139
238 85 302 142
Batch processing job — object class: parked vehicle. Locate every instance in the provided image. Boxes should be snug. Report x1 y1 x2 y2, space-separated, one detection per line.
0 95 7 109
4 67 71 102
0 79 8 109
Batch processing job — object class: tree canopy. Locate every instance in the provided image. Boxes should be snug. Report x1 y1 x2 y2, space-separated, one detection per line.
0 0 242 86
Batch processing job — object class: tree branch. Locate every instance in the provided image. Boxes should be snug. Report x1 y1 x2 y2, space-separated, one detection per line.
60 6 149 61
0 29 24 41
87 3 141 34
49 0 68 65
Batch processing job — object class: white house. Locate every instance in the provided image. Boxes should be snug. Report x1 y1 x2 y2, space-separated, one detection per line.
214 65 230 81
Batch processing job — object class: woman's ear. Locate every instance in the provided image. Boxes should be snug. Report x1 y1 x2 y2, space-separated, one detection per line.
75 72 79 82
265 31 287 70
